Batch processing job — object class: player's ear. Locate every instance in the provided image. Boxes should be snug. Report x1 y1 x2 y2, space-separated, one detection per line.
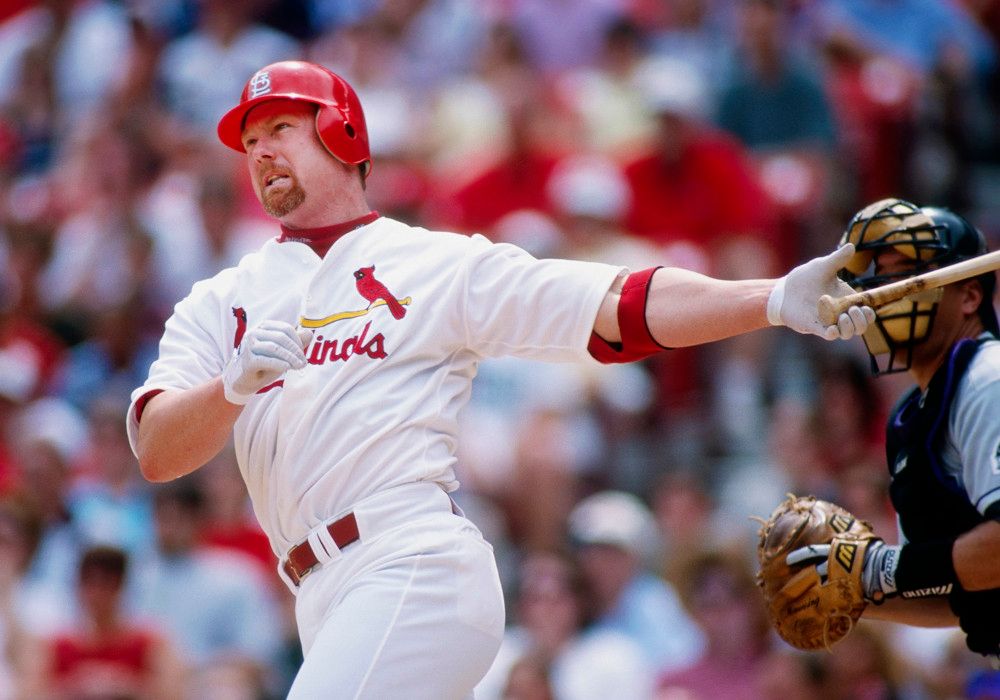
958 278 983 316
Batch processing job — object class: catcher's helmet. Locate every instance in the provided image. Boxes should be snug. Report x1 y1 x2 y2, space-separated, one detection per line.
839 198 998 374
217 61 371 179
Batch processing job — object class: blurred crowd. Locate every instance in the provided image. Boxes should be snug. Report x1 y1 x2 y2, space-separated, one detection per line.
1 0 999 698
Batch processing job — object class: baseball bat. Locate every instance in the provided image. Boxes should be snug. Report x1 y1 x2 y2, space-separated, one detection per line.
818 249 1000 327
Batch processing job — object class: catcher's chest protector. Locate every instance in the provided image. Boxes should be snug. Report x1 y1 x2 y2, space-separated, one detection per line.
887 336 1000 656
886 337 986 543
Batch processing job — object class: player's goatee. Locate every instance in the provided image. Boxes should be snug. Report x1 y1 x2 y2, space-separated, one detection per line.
262 180 306 217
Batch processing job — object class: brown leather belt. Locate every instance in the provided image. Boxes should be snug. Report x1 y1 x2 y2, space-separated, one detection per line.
282 512 360 586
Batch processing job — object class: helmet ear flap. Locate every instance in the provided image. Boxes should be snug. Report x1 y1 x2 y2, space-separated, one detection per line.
315 103 371 179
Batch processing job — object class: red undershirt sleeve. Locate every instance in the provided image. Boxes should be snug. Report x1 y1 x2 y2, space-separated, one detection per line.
133 389 165 423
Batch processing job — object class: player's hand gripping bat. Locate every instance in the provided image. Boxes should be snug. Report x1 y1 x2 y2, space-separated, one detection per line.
818 249 1000 327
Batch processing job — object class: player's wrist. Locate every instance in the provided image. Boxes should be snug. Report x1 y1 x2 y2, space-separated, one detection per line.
766 277 785 327
222 379 253 405
894 538 959 598
864 538 959 602
222 382 252 405
769 244 873 340
222 348 256 405
861 540 897 602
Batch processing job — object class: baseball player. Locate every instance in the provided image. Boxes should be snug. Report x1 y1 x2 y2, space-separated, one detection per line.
127 60 874 698
790 199 1000 661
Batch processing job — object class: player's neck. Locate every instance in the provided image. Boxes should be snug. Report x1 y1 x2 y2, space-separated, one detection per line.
278 178 371 230
279 211 380 240
910 320 985 390
279 211 380 257
280 202 370 230
911 355 945 392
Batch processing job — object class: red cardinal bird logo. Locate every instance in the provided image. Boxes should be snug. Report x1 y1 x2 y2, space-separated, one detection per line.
354 266 407 320
232 307 248 348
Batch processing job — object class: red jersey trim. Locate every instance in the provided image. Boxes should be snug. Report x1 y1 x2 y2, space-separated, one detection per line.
133 389 165 423
279 212 380 257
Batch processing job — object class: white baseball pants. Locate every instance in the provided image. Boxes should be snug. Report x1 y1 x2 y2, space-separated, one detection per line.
287 483 506 699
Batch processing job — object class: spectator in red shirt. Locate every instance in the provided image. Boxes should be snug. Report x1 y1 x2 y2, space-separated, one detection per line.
427 88 567 235
23 545 183 700
623 56 780 274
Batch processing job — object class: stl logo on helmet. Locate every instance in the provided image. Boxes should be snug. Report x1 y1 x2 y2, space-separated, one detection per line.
249 71 272 99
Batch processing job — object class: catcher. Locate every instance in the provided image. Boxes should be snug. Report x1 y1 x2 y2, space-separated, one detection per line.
757 199 1000 661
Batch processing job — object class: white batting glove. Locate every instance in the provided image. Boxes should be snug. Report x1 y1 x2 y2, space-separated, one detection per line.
222 320 312 405
767 243 877 340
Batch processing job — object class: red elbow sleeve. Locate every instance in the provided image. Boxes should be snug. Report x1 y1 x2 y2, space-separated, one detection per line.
588 267 668 364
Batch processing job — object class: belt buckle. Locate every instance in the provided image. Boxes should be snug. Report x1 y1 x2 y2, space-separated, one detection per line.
295 562 317 586
283 547 316 587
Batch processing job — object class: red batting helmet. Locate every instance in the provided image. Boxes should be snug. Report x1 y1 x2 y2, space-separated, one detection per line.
217 60 371 179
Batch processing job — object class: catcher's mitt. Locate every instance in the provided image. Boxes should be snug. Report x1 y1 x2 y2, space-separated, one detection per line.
755 494 879 651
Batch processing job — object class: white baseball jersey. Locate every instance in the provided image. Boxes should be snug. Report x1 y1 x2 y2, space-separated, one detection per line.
128 216 624 559
942 334 1000 516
